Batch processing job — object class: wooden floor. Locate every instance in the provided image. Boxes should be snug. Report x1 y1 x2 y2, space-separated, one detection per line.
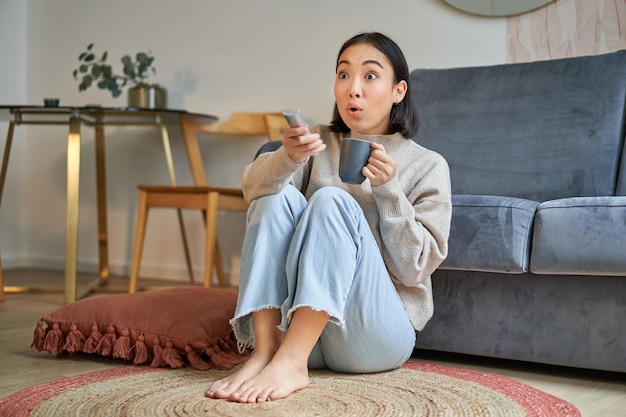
1 269 624 416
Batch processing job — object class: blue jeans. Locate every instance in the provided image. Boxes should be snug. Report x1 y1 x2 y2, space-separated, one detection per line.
231 185 415 373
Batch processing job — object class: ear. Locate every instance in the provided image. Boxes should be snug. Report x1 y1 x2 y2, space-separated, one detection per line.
393 80 408 104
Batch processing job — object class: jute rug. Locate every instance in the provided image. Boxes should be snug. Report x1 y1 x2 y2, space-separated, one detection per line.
0 361 580 417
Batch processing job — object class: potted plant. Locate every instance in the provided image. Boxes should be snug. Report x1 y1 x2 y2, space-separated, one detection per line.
72 43 167 108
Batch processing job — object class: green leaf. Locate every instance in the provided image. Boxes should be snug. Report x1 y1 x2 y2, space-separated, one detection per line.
136 52 148 64
79 64 88 73
102 51 108 61
123 62 135 78
72 69 77 79
79 75 93 90
79 52 87 61
91 65 102 77
102 65 112 77
84 53 95 63
136 63 147 78
121 55 132 66
87 43 94 50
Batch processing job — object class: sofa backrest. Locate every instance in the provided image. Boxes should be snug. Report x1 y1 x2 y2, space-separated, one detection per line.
410 50 626 201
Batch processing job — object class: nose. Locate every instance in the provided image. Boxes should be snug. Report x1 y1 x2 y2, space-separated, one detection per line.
349 79 362 98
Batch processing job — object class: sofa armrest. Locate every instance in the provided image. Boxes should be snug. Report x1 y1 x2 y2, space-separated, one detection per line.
530 197 626 275
442 195 539 273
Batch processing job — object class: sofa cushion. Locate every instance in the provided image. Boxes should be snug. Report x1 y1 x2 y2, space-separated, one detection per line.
530 197 626 275
410 50 626 201
441 195 538 273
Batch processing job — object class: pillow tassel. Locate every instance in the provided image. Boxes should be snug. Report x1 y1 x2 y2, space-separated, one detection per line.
43 323 64 355
151 337 166 368
31 320 47 351
96 324 117 356
163 340 185 369
112 328 133 360
133 333 151 365
63 323 86 353
224 334 239 352
185 344 211 371
217 337 246 363
82 322 103 354
204 344 238 370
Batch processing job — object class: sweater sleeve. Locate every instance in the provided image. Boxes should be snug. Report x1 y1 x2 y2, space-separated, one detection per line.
372 152 452 288
241 146 309 203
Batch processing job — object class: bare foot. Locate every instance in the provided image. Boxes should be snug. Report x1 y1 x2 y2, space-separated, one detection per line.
205 352 272 399
229 353 310 403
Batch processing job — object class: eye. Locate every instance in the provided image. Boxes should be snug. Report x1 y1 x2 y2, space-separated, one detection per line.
365 72 378 80
338 72 349 79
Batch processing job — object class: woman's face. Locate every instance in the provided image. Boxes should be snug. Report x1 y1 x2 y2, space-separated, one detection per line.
334 43 407 135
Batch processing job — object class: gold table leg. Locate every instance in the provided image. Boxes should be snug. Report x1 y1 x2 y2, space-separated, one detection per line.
94 123 109 284
65 116 81 303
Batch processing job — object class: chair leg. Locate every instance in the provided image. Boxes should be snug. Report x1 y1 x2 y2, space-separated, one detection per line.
214 243 226 287
129 190 149 293
204 192 220 288
177 209 195 285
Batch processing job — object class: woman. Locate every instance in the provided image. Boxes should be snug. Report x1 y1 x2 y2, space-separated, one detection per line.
206 32 452 403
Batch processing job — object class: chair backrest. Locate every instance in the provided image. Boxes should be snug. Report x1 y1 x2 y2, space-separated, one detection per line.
179 111 289 185
264 113 289 141
183 111 287 137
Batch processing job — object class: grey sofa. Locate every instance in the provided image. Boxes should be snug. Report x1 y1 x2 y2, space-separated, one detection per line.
409 50 626 373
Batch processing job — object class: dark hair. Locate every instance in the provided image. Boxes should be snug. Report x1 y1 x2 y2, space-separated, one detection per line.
329 32 418 137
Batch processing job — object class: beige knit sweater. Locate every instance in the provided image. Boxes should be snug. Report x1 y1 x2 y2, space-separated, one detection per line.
242 124 452 331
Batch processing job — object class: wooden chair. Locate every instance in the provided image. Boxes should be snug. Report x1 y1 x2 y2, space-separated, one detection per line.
128 112 288 293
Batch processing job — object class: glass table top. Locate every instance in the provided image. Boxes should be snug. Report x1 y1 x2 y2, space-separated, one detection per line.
0 105 218 125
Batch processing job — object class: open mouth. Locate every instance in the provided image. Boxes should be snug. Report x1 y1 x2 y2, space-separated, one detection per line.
347 106 361 117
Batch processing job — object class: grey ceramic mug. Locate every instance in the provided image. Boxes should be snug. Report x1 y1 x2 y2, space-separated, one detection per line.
339 138 372 184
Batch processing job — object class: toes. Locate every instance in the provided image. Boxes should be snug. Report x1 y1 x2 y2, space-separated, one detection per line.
205 386 219 398
206 381 237 400
232 386 255 403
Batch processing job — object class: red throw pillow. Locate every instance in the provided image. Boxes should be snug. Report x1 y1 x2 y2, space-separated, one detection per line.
31 286 248 370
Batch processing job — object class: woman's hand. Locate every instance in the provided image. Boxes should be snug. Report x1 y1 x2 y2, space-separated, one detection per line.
282 126 326 163
364 142 396 186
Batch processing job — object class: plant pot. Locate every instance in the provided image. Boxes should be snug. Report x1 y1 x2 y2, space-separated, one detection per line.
127 83 167 109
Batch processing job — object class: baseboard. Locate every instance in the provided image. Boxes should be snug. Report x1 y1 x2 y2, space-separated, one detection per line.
0 255 241 286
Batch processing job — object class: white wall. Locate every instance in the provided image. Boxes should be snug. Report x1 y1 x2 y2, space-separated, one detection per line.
0 0 506 284
0 0 27 266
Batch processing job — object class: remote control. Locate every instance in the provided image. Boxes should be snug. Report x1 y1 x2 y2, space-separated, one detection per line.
283 110 308 129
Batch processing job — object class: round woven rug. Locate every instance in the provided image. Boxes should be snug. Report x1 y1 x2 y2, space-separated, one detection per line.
0 361 580 417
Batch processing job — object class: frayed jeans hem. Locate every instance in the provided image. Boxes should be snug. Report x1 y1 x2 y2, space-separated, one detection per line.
230 305 281 351
278 304 342 333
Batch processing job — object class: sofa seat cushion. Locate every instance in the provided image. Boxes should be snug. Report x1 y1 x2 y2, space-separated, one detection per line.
530 197 626 275
441 195 538 273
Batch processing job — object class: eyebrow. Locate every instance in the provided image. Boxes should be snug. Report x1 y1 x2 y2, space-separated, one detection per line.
337 59 384 69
